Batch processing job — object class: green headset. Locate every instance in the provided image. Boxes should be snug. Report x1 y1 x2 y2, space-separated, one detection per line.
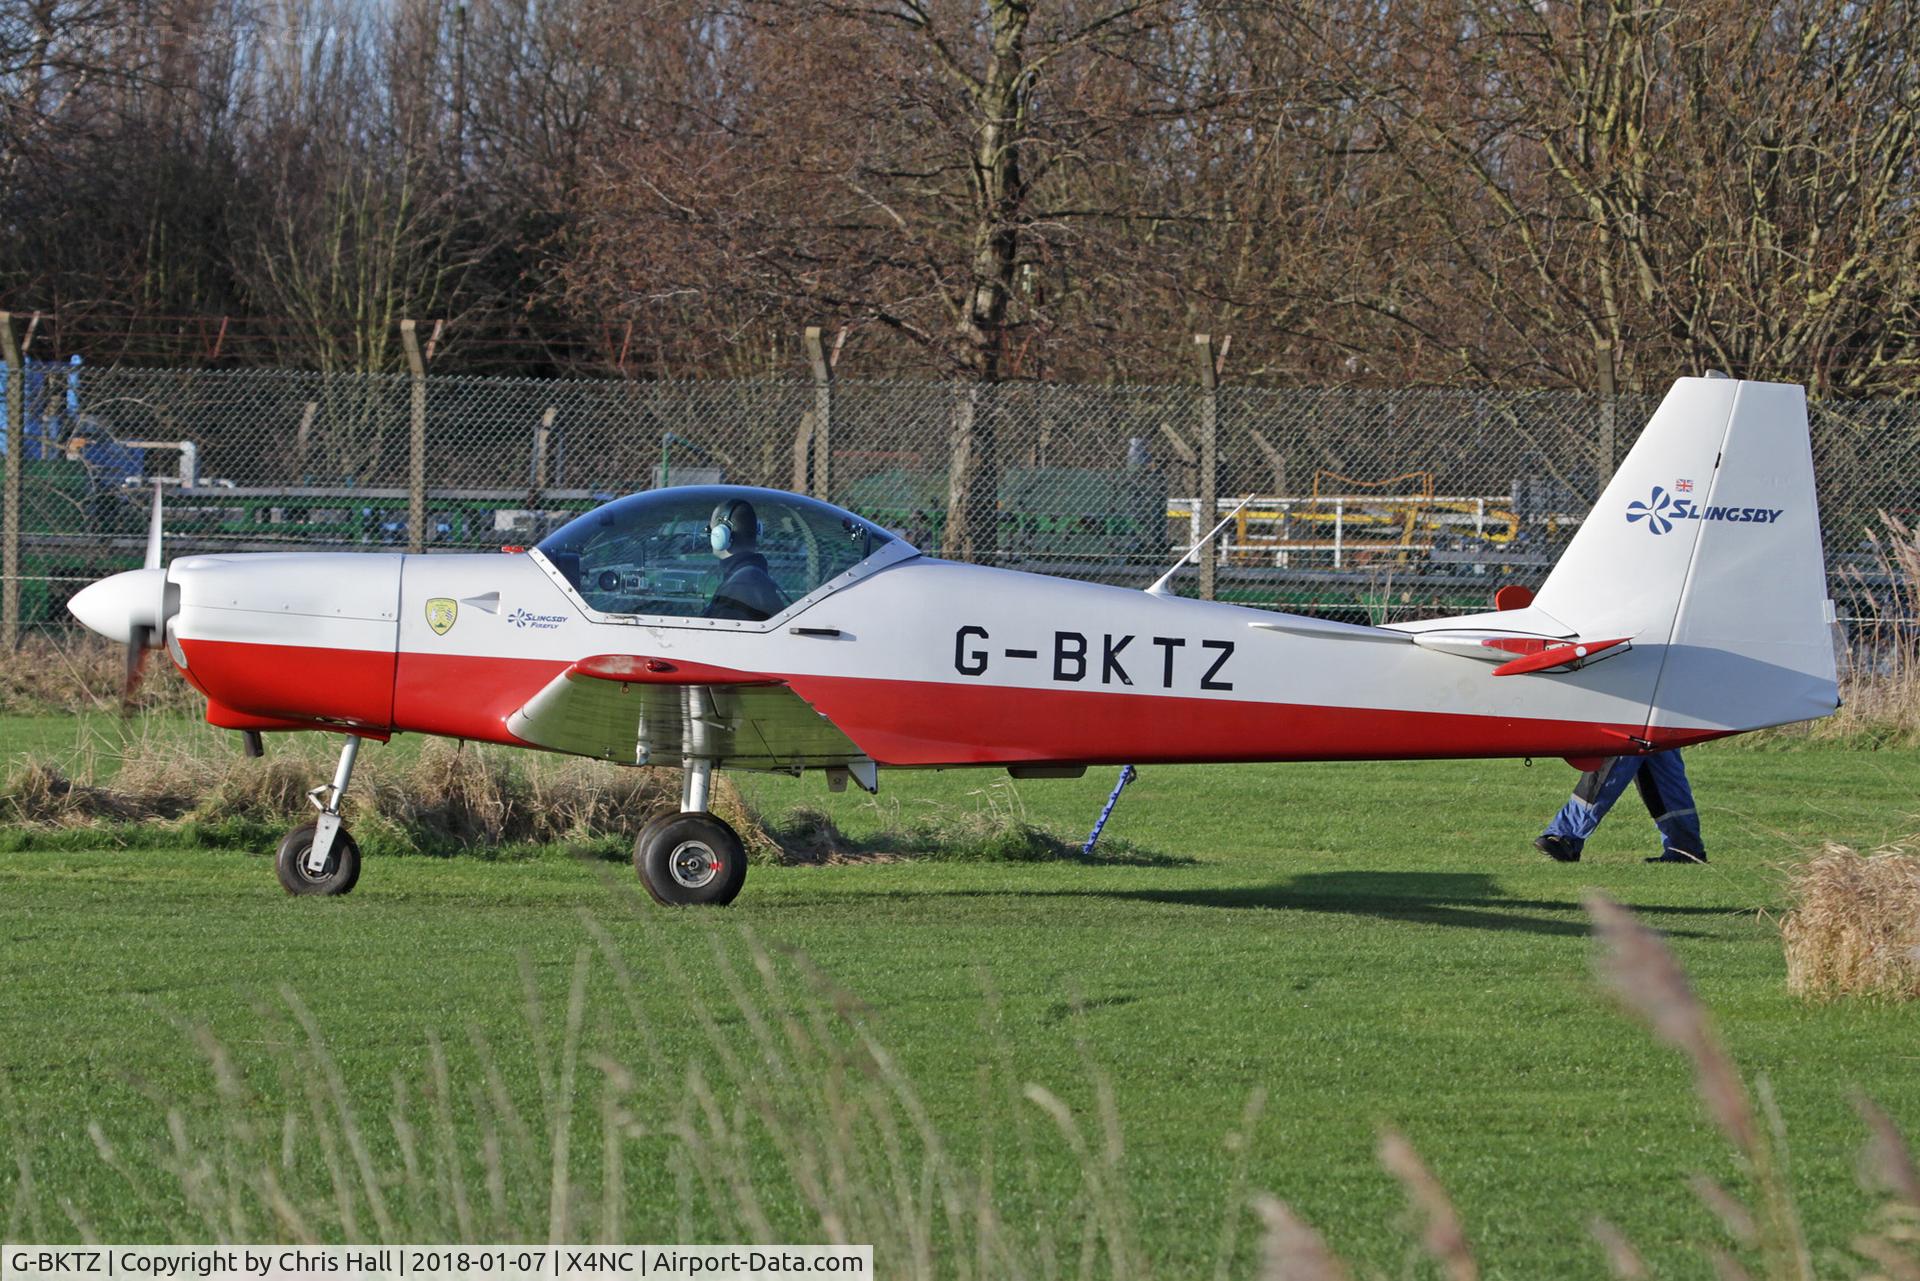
709 499 758 553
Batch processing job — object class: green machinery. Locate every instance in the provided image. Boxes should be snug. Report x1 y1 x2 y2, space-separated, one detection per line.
841 466 1169 568
0 459 613 628
4 455 146 625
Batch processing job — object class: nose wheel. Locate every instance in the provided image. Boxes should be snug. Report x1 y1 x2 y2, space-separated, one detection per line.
276 820 362 895
277 734 365 896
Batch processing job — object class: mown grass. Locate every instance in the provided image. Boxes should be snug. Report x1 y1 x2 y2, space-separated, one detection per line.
3 717 1919 1275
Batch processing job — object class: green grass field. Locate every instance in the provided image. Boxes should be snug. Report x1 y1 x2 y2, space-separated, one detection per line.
2 717 1916 1277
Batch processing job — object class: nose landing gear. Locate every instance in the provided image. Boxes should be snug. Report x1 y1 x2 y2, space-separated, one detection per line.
634 758 747 907
276 735 364 896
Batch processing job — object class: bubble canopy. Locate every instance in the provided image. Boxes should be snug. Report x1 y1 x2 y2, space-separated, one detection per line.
534 486 911 623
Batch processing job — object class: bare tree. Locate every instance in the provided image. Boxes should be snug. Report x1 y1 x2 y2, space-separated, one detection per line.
2 0 1914 401
1311 0 1920 392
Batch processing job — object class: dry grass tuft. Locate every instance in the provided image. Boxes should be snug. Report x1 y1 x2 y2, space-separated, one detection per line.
767 806 868 864
1 732 738 856
1727 514 1920 748
0 760 170 825
3 631 198 715
2 732 1074 866
1799 513 1920 746
1781 843 1920 1001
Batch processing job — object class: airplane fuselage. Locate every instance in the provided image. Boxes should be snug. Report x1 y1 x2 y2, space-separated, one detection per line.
164 547 1722 770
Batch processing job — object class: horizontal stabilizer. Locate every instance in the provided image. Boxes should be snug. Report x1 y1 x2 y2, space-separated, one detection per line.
1246 618 1410 644
1405 629 1632 676
1251 615 1627 680
1488 636 1631 676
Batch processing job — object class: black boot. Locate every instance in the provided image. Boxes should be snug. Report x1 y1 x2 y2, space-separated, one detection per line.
1645 848 1707 864
1535 834 1583 863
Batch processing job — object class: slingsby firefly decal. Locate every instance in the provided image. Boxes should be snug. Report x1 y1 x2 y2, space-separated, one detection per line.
1627 484 1785 535
424 597 458 635
62 376 1839 906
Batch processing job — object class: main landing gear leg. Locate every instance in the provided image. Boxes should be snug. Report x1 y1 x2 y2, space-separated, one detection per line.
276 734 364 896
633 757 748 907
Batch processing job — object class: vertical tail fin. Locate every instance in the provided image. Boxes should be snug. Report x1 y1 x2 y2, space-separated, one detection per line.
1532 376 1837 734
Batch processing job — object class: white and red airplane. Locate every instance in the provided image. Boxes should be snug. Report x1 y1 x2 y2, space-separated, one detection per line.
68 375 1837 904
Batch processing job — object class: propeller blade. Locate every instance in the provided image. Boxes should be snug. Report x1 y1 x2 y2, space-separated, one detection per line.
122 623 152 710
144 482 164 570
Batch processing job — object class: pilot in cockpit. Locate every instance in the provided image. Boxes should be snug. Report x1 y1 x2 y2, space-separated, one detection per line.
703 499 788 621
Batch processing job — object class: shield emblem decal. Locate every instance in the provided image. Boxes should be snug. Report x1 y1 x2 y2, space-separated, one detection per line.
425 597 458 635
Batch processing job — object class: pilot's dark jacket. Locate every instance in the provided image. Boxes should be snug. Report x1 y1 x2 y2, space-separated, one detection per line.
705 553 786 621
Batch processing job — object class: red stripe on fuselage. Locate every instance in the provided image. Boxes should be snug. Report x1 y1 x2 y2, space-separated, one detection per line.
178 638 398 731
179 638 1727 764
781 673 1723 765
394 650 570 742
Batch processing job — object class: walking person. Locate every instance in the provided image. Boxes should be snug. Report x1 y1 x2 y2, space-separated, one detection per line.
1535 751 1707 864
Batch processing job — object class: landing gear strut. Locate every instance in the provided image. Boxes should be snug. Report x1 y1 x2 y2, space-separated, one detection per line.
276 735 364 896
634 757 747 907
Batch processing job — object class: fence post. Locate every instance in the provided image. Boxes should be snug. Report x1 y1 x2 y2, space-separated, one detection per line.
804 326 832 500
533 407 556 493
1596 340 1617 487
295 401 317 481
2 312 20 649
401 319 426 553
1193 334 1221 601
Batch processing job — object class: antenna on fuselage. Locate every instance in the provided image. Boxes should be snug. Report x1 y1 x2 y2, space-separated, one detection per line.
1145 494 1254 597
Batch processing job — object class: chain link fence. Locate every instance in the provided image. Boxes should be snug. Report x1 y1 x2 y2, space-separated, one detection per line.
3 359 1916 639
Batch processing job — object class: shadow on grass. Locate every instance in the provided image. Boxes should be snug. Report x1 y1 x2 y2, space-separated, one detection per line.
1016 871 1741 938
763 806 1193 867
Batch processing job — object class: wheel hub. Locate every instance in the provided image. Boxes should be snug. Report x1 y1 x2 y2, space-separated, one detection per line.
297 842 334 882
668 839 721 889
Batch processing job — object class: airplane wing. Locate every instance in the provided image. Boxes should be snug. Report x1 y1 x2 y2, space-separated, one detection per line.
504 654 865 770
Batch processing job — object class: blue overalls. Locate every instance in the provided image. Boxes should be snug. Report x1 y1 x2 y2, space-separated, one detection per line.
1542 752 1705 860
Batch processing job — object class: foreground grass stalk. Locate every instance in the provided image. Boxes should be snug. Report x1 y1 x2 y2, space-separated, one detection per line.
8 901 1919 1278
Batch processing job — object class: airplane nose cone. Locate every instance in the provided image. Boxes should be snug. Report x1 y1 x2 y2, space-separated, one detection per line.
68 567 173 645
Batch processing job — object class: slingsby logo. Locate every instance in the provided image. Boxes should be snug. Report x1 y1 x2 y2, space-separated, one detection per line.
1626 483 1785 536
424 597 458 635
509 607 567 630
1626 487 1675 534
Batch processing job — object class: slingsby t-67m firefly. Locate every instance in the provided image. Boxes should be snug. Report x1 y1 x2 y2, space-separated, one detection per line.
67 376 1837 904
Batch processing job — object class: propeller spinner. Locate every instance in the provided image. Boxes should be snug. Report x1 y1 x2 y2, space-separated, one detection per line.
67 483 174 709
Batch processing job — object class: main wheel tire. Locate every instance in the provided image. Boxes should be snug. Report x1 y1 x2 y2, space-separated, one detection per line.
635 812 747 907
625 810 681 905
276 821 362 896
